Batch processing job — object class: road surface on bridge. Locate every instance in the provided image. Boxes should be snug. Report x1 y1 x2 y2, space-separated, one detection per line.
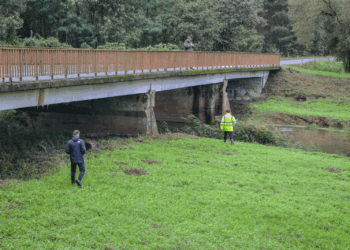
280 57 335 65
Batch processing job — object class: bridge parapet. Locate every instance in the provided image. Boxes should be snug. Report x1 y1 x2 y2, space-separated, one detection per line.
0 47 280 83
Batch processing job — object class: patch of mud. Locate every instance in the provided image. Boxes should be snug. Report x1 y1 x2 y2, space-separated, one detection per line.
142 160 163 164
184 161 199 165
220 151 238 155
228 181 238 185
151 224 164 229
123 168 149 176
115 161 128 166
325 168 341 173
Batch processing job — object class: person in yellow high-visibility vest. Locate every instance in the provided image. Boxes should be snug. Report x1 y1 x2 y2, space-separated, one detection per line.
220 110 236 145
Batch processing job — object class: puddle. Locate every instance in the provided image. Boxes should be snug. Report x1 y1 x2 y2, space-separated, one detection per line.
268 125 350 155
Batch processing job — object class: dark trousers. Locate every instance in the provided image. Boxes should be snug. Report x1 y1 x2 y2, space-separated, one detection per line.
71 162 85 183
224 131 233 141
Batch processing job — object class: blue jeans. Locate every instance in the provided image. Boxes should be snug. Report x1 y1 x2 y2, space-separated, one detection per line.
224 131 233 141
71 163 85 183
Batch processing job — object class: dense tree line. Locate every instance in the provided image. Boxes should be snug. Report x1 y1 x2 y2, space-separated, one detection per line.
0 0 349 70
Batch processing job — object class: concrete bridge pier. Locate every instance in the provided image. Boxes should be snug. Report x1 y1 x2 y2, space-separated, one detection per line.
144 90 158 135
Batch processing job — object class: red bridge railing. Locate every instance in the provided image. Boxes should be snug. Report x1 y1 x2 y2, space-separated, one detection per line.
0 47 280 82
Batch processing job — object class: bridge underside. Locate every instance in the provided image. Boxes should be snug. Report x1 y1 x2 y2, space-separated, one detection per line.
18 81 230 135
1 68 274 135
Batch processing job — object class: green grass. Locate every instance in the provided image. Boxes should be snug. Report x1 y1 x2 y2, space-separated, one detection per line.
1 136 350 249
281 65 350 79
280 56 334 61
301 60 345 73
250 98 350 121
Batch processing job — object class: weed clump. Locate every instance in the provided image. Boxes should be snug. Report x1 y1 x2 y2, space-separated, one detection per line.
123 168 149 176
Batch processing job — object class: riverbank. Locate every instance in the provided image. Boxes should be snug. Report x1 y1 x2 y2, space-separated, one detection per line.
236 64 350 155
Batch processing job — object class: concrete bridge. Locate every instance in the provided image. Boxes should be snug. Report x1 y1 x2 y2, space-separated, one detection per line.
0 47 280 135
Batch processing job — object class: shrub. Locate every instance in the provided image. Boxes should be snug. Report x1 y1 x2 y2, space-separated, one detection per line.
21 37 73 48
97 42 127 50
81 42 92 49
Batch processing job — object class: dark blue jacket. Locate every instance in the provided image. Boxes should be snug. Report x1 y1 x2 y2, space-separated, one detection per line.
65 136 86 163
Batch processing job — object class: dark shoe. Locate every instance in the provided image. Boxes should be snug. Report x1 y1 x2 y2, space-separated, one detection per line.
231 139 234 146
75 179 82 187
71 182 75 186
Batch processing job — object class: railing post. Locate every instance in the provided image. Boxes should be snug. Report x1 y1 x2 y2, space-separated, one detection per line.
64 50 67 79
19 49 23 81
50 49 54 80
0 48 3 82
78 50 81 78
9 48 12 83
94 50 97 77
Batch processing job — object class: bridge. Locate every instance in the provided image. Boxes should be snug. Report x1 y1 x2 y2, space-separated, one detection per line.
0 47 280 135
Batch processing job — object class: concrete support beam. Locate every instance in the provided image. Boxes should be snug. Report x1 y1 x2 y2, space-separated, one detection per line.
144 90 159 136
221 79 231 115
21 90 159 136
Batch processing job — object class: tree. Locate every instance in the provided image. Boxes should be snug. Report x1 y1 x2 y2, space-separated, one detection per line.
19 0 69 39
288 0 350 71
0 0 26 44
261 0 304 55
160 0 220 51
213 0 266 52
64 0 144 48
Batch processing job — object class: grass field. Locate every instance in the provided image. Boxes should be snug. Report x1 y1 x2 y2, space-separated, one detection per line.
1 135 350 249
300 60 345 73
250 98 350 122
281 65 350 79
280 56 334 61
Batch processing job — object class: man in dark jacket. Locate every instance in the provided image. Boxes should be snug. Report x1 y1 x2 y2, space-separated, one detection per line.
65 130 86 187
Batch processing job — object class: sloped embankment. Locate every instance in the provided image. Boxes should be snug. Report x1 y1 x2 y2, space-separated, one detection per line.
246 67 350 129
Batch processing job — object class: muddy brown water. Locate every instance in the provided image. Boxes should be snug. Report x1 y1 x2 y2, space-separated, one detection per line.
268 125 350 156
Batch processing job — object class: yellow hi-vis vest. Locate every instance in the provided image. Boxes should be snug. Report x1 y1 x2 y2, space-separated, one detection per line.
220 113 236 132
